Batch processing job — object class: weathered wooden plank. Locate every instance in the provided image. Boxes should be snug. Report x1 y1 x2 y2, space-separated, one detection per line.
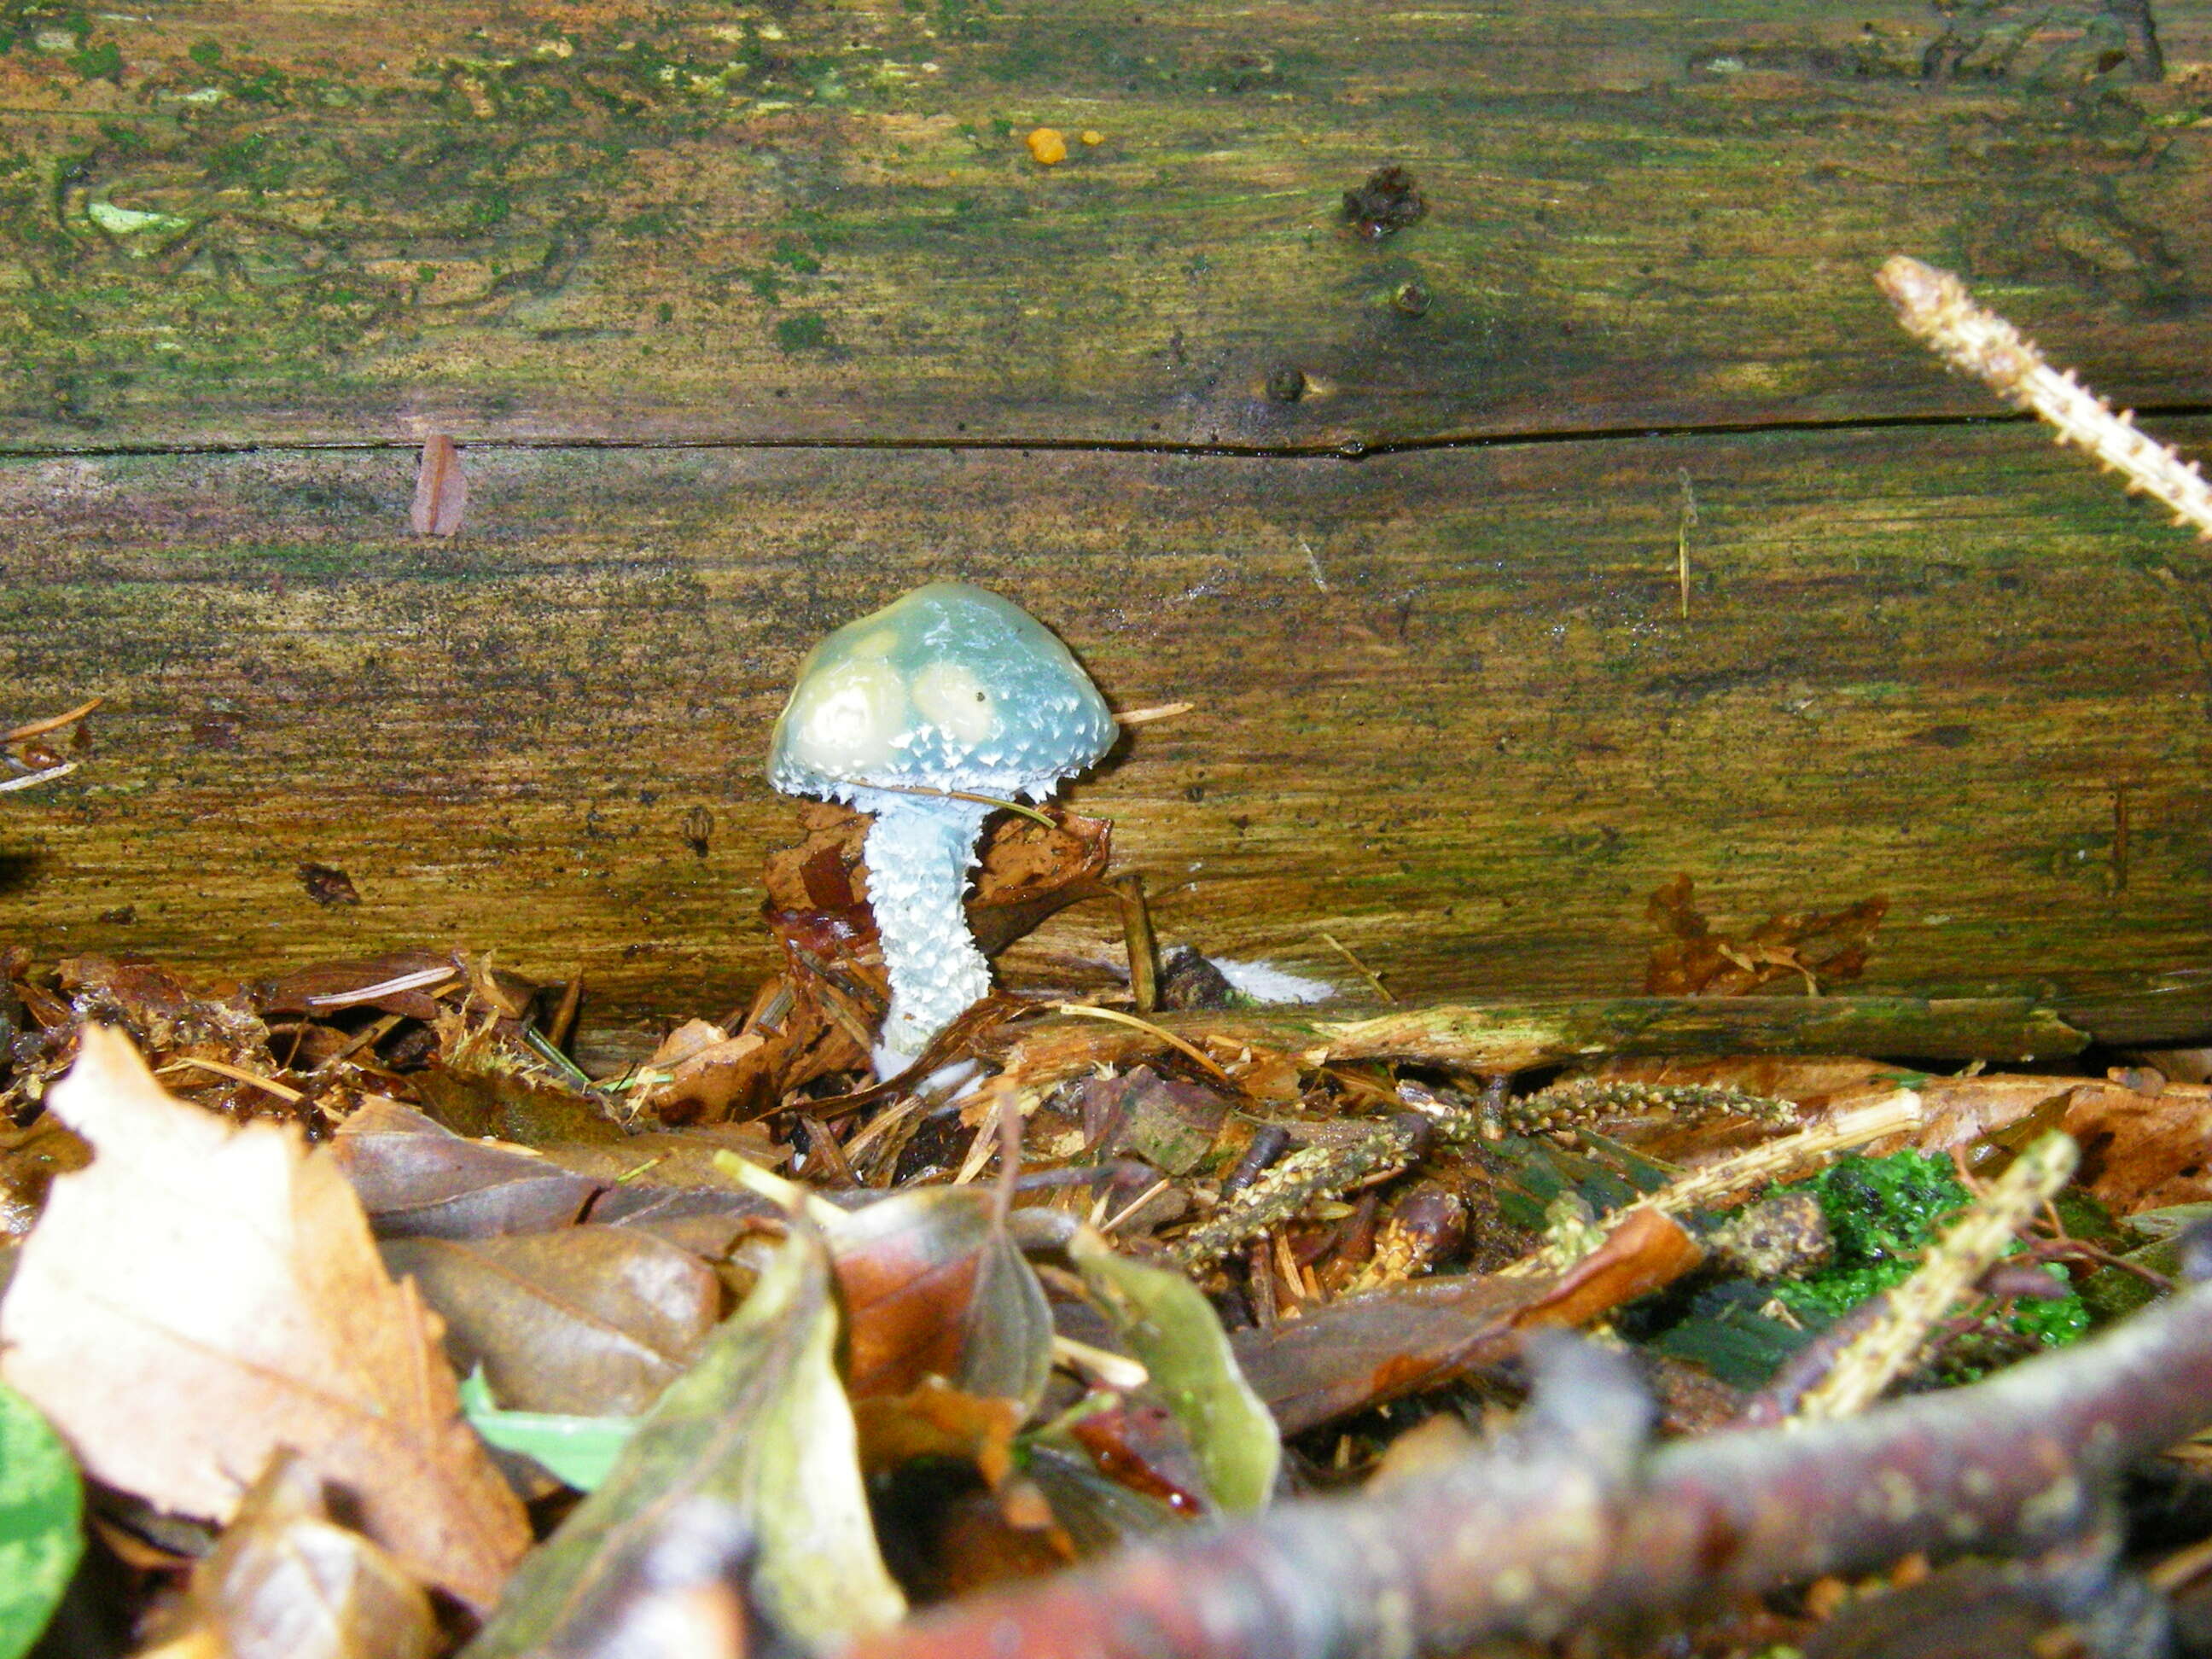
1 2 2209 449
0 417 2203 1062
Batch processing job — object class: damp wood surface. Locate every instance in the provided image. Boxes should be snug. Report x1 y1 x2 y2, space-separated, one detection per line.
3 420 2207 1064
0 2 2209 451
0 0 2209 1062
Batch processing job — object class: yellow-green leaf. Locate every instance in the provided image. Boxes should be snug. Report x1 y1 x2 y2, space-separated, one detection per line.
1070 1229 1280 1513
462 1225 903 1656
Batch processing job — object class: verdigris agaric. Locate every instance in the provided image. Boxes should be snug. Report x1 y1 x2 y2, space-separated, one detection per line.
766 583 1118 1073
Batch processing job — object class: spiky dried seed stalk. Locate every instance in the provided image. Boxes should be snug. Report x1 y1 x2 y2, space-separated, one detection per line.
1877 254 2212 540
1171 1119 1423 1272
1489 1078 1796 1138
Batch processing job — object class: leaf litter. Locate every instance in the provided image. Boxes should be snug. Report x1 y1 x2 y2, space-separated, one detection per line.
0 1025 527 1612
0 803 2208 1659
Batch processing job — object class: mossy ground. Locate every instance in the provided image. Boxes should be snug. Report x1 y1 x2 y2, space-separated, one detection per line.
1771 1149 2089 1350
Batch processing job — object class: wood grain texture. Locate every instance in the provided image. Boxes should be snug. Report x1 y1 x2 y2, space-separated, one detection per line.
2 419 2204 1062
0 2 2209 449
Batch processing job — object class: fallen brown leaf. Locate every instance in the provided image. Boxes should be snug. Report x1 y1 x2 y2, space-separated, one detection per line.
258 951 463 1022
635 1018 772 1121
834 1186 1052 1406
331 1097 601 1238
0 1024 529 1611
0 1114 89 1237
382 1225 721 1417
1076 1065 1229 1176
463 1224 905 1656
2064 1076 2212 1210
140 1452 439 1659
1231 1206 1705 1435
1644 874 1887 996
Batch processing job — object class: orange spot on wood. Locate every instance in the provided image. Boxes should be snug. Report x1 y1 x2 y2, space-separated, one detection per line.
1026 127 1068 166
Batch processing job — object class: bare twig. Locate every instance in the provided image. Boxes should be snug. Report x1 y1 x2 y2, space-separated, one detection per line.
153 1057 306 1104
1046 1003 1237 1085
1675 469 1697 620
1115 701 1195 726
1491 1091 1921 1284
1 694 102 790
303 963 458 1010
1633 1090 1920 1214
0 761 76 793
1317 933 1394 1004
1112 872 1160 1014
841 1280 2212 1659
0 696 103 745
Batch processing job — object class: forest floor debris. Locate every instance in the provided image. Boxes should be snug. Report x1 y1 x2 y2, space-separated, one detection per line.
2 818 2210 1659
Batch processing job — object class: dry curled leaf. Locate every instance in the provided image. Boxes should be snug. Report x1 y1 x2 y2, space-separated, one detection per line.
141 1452 439 1659
0 1025 529 1612
2063 1076 2212 1211
632 1018 774 1124
1644 874 1887 996
761 802 1112 956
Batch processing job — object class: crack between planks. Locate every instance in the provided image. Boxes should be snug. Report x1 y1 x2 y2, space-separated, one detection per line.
3 403 2210 465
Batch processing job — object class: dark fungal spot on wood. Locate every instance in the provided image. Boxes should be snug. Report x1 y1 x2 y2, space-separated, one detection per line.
1343 164 1426 242
1912 725 1976 748
682 806 713 860
297 863 362 907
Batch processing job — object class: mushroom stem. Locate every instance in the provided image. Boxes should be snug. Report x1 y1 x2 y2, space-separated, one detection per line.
859 792 995 1072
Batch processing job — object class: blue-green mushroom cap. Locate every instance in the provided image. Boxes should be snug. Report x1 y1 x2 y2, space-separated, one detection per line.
767 583 1117 803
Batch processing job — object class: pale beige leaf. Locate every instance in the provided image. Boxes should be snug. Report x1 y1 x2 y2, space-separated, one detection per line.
0 1025 527 1611
409 434 467 537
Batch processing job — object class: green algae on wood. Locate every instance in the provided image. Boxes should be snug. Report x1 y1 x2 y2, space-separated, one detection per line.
0 2 2208 448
